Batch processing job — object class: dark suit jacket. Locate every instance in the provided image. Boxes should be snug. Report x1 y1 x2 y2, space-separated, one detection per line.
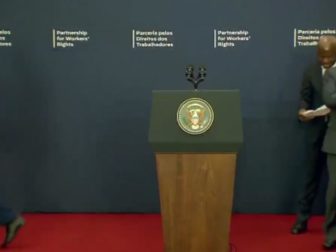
322 67 336 154
300 63 327 146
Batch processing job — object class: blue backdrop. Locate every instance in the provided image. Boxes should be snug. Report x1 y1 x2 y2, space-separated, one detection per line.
0 0 335 213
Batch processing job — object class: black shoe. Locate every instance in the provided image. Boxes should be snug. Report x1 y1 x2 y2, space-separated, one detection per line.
1 215 25 248
291 221 307 234
323 240 336 250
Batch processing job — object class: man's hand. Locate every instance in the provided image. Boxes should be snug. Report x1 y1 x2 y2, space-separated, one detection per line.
298 109 315 122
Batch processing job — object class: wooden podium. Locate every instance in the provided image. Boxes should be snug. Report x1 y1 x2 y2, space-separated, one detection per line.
149 90 243 252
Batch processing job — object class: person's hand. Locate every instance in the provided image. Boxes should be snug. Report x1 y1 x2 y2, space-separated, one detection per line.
298 109 315 122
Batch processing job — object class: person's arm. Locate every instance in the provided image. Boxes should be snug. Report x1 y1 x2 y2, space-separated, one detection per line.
323 68 336 109
298 69 314 122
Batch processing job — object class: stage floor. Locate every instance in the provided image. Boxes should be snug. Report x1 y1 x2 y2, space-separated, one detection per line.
0 214 326 252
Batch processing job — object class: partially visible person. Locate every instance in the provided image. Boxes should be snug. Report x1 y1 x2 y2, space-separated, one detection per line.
321 36 336 250
0 205 25 248
291 36 336 235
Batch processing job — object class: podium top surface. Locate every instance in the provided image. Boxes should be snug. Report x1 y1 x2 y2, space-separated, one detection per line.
148 90 243 153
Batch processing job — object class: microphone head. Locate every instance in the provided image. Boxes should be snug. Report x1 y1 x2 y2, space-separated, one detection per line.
198 66 207 77
185 65 194 77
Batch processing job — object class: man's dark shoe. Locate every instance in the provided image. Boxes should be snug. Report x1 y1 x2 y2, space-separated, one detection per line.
323 240 336 250
291 221 307 234
1 215 25 248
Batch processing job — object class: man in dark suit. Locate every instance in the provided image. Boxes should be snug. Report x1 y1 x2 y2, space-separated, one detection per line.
321 35 336 250
291 36 336 236
0 205 25 247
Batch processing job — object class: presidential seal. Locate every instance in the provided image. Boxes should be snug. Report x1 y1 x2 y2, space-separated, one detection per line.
177 98 214 135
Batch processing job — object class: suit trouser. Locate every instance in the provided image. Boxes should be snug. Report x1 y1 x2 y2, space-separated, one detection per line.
0 204 16 225
325 154 336 241
297 144 326 223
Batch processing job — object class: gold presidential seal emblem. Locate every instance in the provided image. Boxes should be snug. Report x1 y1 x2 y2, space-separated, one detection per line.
177 98 214 135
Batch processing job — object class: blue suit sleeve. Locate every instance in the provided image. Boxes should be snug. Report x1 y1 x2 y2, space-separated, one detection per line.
323 68 336 109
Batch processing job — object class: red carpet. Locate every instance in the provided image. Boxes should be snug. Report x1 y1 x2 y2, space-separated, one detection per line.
0 214 327 252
